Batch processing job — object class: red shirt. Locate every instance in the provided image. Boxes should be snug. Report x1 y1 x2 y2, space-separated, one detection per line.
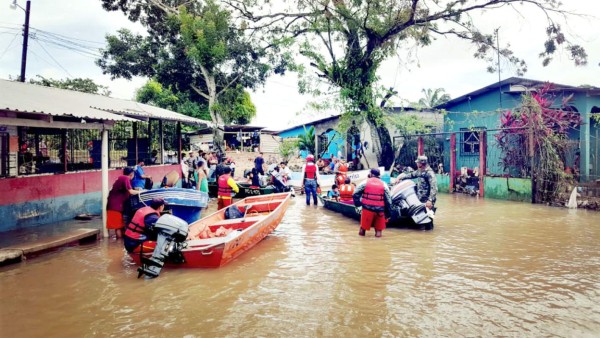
107 175 133 212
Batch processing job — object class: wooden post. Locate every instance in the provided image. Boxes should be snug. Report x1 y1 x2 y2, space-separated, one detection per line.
479 130 486 198
417 136 424 156
450 133 456 193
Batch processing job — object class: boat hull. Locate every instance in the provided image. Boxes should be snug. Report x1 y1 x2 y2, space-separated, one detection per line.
288 166 386 193
321 197 430 229
131 192 291 269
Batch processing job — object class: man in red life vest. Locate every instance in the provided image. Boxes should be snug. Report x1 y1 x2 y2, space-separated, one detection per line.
335 163 348 187
339 177 355 204
217 166 239 210
301 154 320 206
123 198 166 253
352 168 392 237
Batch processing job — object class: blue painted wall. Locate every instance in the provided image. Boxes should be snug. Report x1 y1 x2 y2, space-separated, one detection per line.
443 84 600 177
320 129 344 159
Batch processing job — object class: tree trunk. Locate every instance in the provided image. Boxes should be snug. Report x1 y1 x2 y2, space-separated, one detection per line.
203 69 225 161
365 113 394 169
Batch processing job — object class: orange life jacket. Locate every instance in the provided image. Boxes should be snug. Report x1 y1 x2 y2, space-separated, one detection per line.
361 177 385 208
304 162 317 180
125 206 160 240
336 173 347 186
218 174 233 197
339 184 354 201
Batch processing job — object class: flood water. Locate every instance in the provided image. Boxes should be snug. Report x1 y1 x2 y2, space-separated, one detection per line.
1 194 599 337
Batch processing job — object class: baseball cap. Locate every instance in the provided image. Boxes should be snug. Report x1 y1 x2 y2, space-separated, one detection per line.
415 155 428 164
370 168 381 177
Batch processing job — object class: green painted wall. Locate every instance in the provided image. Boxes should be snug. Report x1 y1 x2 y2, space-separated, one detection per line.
483 177 532 202
436 174 450 193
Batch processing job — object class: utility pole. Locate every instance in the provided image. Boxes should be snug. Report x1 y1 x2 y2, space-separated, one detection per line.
495 28 502 108
11 0 31 82
20 0 31 82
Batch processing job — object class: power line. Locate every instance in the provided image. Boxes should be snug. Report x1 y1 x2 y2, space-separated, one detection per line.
31 27 104 45
0 32 20 60
32 39 73 77
30 35 101 58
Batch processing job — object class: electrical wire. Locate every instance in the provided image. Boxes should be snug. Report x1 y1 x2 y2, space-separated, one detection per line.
0 32 20 60
31 39 73 77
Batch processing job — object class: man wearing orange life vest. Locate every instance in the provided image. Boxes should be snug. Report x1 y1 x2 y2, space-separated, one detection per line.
217 166 240 210
335 162 348 187
123 198 166 253
301 154 320 206
353 168 392 238
339 177 355 204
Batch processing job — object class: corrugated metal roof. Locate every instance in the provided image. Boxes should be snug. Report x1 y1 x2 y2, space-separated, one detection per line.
0 79 214 126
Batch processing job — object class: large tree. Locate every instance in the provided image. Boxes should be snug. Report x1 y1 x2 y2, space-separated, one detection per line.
226 0 588 168
98 0 283 155
29 75 111 96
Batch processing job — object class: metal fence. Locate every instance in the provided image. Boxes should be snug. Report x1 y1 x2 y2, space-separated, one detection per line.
10 120 182 177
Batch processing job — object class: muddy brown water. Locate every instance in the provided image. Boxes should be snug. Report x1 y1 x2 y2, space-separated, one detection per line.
1 194 599 337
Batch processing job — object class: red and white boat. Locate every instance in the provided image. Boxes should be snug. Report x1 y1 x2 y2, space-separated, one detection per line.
131 192 291 275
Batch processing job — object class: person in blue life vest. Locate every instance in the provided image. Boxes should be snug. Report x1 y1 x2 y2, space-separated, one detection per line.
353 168 392 238
123 198 166 253
301 154 321 206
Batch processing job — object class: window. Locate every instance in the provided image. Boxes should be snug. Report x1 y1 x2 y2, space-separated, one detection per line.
460 127 485 155
0 132 8 177
318 133 329 156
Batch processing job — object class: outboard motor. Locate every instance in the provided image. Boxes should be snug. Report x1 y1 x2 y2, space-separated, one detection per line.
390 180 433 229
138 214 189 279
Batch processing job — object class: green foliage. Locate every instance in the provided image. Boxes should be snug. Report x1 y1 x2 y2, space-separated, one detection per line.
278 138 298 161
387 114 432 138
230 0 588 168
212 87 257 124
135 79 211 121
97 0 278 132
416 88 451 109
297 126 316 155
29 75 111 96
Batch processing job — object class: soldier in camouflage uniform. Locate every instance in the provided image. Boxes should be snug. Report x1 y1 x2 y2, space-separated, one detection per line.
398 155 437 209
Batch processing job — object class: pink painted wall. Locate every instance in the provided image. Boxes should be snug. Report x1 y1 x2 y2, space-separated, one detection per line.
0 165 181 206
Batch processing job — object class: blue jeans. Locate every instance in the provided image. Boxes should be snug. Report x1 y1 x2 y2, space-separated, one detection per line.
305 179 318 205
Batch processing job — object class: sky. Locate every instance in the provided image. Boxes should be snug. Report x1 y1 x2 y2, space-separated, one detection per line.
1 0 599 130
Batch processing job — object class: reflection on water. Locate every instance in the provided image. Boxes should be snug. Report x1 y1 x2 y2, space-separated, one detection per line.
1 194 599 337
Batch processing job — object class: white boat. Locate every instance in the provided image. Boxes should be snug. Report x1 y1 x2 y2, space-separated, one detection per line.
288 166 387 192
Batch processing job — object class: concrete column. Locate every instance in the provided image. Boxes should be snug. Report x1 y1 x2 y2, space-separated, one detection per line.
159 120 164 164
101 128 109 238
